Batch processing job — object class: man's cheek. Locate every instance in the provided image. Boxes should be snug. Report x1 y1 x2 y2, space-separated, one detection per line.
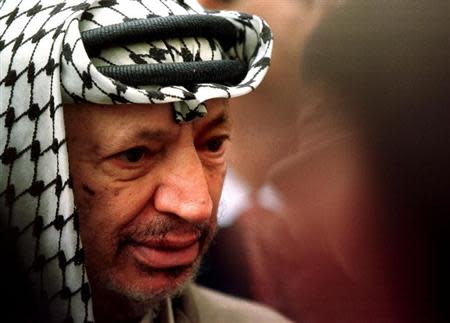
73 180 120 224
81 183 97 197
208 168 227 202
76 183 118 254
74 181 99 214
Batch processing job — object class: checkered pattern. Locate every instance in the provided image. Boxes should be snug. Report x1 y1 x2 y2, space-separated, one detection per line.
0 0 272 322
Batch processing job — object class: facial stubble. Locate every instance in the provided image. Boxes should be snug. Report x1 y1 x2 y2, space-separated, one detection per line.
93 214 217 318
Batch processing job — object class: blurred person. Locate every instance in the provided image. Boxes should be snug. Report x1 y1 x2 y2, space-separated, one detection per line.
196 0 338 300
198 0 337 225
0 0 293 322
230 1 450 322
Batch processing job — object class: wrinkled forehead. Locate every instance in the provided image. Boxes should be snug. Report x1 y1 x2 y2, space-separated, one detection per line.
60 0 272 123
64 98 229 127
63 99 231 150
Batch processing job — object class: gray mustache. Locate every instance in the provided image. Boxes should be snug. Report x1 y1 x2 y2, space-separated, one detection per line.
121 217 209 243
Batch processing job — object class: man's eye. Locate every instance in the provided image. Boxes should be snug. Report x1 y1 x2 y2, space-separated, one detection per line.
118 148 146 163
205 136 228 153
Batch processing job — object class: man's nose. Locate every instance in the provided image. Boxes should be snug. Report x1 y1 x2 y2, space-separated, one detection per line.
153 146 213 223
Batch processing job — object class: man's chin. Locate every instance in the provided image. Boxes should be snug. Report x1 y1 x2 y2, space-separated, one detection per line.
107 226 214 304
104 259 201 306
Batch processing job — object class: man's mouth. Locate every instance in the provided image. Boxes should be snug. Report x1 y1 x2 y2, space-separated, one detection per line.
127 232 201 269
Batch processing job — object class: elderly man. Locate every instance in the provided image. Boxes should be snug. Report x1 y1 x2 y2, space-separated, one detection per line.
0 0 290 322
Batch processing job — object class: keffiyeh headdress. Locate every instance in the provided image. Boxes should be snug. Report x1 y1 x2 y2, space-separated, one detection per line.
0 0 272 321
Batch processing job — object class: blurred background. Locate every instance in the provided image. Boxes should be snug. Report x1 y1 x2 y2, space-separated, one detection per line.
196 1 450 323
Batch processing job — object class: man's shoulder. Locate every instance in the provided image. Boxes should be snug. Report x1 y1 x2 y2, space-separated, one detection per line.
187 284 293 323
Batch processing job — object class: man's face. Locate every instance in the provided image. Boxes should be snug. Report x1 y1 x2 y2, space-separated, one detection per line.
64 99 230 306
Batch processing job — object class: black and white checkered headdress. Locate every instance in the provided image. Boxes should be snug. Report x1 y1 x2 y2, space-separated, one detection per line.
0 0 272 321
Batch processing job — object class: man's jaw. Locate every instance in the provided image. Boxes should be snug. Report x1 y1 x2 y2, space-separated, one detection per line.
102 225 213 302
91 257 202 323
104 261 201 302
88 216 217 322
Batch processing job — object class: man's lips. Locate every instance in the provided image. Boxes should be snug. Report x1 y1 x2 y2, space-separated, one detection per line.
128 232 200 269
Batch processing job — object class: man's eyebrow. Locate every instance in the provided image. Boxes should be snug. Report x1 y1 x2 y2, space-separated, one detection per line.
110 129 170 149
97 129 169 157
199 112 231 134
134 129 169 141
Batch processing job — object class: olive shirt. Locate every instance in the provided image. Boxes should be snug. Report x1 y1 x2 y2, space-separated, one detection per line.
143 284 293 323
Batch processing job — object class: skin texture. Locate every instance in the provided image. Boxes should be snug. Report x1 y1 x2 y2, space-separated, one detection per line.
64 99 231 322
